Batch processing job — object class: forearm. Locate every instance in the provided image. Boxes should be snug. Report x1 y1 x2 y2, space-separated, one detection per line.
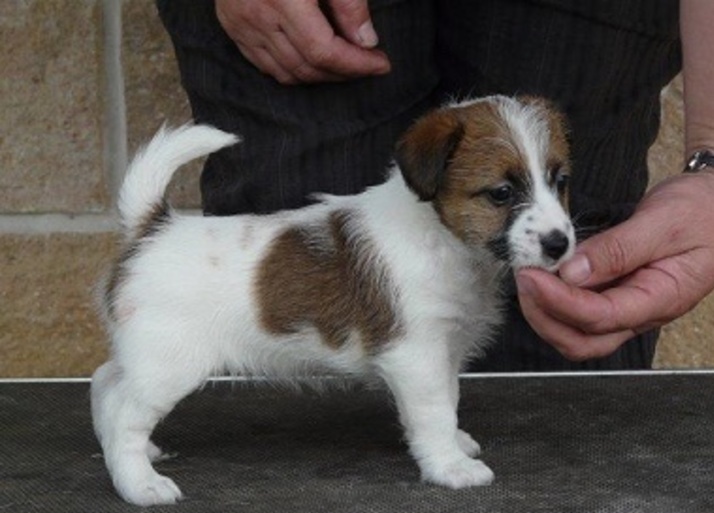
681 0 714 155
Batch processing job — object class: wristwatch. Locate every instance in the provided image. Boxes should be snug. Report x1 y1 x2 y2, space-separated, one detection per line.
684 149 714 173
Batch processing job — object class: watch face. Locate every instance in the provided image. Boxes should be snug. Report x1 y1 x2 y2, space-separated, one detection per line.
685 150 714 173
687 153 701 170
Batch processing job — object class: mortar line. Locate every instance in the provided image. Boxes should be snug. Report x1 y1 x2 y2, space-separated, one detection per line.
0 209 203 235
0 214 119 234
101 0 127 208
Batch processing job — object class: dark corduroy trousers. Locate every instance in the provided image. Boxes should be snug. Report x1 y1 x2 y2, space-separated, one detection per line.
157 0 682 371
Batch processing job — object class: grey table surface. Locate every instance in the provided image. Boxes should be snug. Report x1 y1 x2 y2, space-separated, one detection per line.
1 372 713 512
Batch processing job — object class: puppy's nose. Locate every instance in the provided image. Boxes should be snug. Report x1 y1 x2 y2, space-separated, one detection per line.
540 229 570 261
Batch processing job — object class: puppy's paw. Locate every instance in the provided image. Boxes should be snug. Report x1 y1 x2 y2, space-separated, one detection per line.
422 457 494 489
456 429 481 457
116 470 183 506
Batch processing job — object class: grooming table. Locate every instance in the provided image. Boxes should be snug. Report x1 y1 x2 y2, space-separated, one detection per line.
1 372 713 512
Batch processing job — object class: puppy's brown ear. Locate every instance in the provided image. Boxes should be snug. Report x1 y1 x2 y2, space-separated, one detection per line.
395 110 464 201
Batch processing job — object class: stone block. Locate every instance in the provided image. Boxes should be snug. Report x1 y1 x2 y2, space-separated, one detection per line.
122 0 201 209
0 0 109 214
0 234 115 378
654 293 714 369
648 74 684 186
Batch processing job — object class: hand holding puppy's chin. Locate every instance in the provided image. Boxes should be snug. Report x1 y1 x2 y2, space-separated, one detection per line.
518 170 714 362
515 250 649 363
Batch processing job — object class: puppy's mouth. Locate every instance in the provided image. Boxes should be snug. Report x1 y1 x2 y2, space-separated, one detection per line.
488 231 575 273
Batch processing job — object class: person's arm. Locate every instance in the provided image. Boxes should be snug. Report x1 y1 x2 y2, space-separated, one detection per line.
215 0 391 84
514 0 714 362
682 0 714 155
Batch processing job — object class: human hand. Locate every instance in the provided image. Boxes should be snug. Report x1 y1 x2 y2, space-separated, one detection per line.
515 172 714 361
215 0 391 84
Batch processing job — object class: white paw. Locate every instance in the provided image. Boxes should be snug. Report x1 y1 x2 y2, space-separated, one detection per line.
422 457 494 489
115 469 183 506
456 429 481 457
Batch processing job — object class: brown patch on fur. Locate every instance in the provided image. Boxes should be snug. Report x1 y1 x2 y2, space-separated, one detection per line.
255 211 402 351
104 201 170 321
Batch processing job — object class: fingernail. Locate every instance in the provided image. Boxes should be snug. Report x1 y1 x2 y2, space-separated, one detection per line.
560 253 591 285
515 273 536 297
357 21 378 48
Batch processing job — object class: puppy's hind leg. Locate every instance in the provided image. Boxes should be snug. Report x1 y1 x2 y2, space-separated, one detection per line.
376 340 494 488
91 338 212 506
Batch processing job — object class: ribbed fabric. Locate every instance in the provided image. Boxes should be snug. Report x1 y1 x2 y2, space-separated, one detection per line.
435 0 682 233
156 0 682 371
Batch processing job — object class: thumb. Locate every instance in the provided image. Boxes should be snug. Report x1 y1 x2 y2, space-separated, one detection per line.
327 0 378 48
559 216 658 288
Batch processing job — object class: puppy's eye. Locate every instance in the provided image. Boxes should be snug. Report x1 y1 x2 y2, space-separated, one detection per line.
553 168 570 194
486 183 514 206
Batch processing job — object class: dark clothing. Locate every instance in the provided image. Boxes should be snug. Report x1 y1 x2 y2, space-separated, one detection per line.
157 0 682 371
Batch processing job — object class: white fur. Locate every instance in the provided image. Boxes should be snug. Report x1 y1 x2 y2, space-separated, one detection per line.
92 98 573 505
118 124 240 238
496 97 575 270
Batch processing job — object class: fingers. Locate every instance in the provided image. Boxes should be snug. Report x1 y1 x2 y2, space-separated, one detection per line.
326 0 379 47
515 268 678 361
278 2 390 78
518 294 634 362
559 173 714 289
559 215 660 288
241 27 346 84
215 0 390 84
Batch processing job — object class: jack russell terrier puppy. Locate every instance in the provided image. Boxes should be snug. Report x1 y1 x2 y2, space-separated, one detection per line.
91 95 575 505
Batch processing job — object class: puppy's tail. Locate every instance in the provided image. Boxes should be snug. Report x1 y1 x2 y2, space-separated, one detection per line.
118 124 240 238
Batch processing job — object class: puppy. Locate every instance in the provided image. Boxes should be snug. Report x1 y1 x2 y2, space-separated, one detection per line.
91 95 575 505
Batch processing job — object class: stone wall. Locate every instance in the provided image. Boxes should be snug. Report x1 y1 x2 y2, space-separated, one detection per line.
0 1 710 377
0 0 195 377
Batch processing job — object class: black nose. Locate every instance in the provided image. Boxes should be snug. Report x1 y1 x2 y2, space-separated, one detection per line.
540 230 570 261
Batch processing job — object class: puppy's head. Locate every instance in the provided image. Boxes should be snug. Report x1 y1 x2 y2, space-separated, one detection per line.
396 95 575 272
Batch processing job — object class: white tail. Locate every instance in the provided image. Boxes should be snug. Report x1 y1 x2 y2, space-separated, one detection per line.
118 124 240 238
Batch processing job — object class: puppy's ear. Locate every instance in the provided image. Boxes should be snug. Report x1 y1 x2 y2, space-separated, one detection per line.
395 109 464 201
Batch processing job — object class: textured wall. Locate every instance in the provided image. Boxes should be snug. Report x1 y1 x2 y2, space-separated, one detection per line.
0 0 195 378
0 1 709 377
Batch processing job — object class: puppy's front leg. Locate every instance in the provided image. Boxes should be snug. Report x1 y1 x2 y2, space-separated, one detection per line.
376 343 494 488
447 362 482 458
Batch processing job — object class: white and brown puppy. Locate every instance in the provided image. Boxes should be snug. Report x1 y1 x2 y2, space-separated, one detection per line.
92 95 575 506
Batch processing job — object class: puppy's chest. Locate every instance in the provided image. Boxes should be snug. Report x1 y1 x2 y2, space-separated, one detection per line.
428 259 503 324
